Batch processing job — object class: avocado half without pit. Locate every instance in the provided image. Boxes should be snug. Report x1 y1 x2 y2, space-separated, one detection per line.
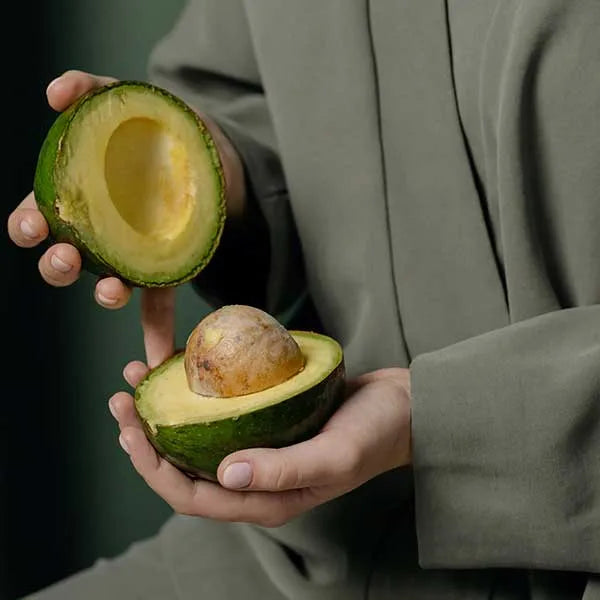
34 81 225 286
135 305 346 480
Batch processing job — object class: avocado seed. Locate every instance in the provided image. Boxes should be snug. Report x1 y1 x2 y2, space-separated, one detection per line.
184 305 305 397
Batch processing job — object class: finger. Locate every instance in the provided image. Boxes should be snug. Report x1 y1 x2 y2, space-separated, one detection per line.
217 430 359 492
120 426 198 514
47 70 117 111
7 192 49 248
141 288 176 368
38 243 82 287
95 277 132 309
123 361 149 388
188 479 310 527
108 392 140 430
121 425 309 525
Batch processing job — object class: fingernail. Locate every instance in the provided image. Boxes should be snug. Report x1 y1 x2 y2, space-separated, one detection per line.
222 463 252 489
97 292 118 306
108 398 118 420
119 433 130 454
50 254 72 273
20 220 37 239
47 77 62 93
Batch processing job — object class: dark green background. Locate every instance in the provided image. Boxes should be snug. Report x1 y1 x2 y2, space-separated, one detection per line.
4 2 210 598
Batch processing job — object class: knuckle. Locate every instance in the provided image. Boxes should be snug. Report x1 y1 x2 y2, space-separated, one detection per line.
258 511 289 529
239 494 292 528
260 496 294 528
273 459 301 491
166 492 194 517
171 502 192 516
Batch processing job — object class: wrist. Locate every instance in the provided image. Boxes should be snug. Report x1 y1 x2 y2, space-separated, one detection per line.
388 368 412 467
196 110 247 220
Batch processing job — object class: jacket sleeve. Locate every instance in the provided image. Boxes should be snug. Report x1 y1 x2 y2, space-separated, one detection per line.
147 0 307 323
410 1 599 573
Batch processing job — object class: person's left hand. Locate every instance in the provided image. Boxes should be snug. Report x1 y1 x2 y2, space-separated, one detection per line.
110 362 411 527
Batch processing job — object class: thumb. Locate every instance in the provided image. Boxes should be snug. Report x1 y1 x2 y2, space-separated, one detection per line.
217 431 360 492
47 70 117 112
141 288 176 368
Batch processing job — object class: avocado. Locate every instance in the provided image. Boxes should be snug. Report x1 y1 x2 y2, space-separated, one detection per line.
135 331 345 479
34 81 225 286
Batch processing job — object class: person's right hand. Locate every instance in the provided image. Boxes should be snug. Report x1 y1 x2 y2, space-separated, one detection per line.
7 70 134 308
8 69 246 311
8 70 246 369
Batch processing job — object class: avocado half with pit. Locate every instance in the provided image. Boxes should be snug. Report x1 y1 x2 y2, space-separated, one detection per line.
134 306 346 479
34 81 225 286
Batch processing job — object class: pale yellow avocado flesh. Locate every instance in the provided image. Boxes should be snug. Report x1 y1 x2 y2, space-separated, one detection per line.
137 332 343 430
55 88 222 280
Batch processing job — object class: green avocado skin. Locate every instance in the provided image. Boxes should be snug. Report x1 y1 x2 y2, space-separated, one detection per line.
137 359 346 480
34 96 115 279
33 81 226 287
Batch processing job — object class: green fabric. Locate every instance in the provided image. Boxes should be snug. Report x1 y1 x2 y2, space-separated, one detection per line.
147 0 306 321
29 0 599 598
412 308 599 571
27 517 286 600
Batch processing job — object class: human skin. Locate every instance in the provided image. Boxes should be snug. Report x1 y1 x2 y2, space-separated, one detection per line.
112 362 411 527
9 71 413 525
7 70 245 368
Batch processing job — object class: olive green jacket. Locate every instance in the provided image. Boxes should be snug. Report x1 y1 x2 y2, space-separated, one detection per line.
148 0 599 597
91 1 600 598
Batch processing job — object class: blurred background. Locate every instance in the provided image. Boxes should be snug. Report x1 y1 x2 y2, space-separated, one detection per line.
3 2 213 598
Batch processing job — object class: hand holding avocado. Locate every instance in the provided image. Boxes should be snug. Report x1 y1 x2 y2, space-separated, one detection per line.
7 70 246 366
111 326 412 527
8 71 131 305
135 305 347 479
13 72 414 529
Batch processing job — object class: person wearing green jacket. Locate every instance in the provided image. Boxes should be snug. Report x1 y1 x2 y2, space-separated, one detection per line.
9 1 598 598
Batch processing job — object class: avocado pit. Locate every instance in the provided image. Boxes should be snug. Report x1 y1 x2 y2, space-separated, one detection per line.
134 304 345 478
184 305 305 397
